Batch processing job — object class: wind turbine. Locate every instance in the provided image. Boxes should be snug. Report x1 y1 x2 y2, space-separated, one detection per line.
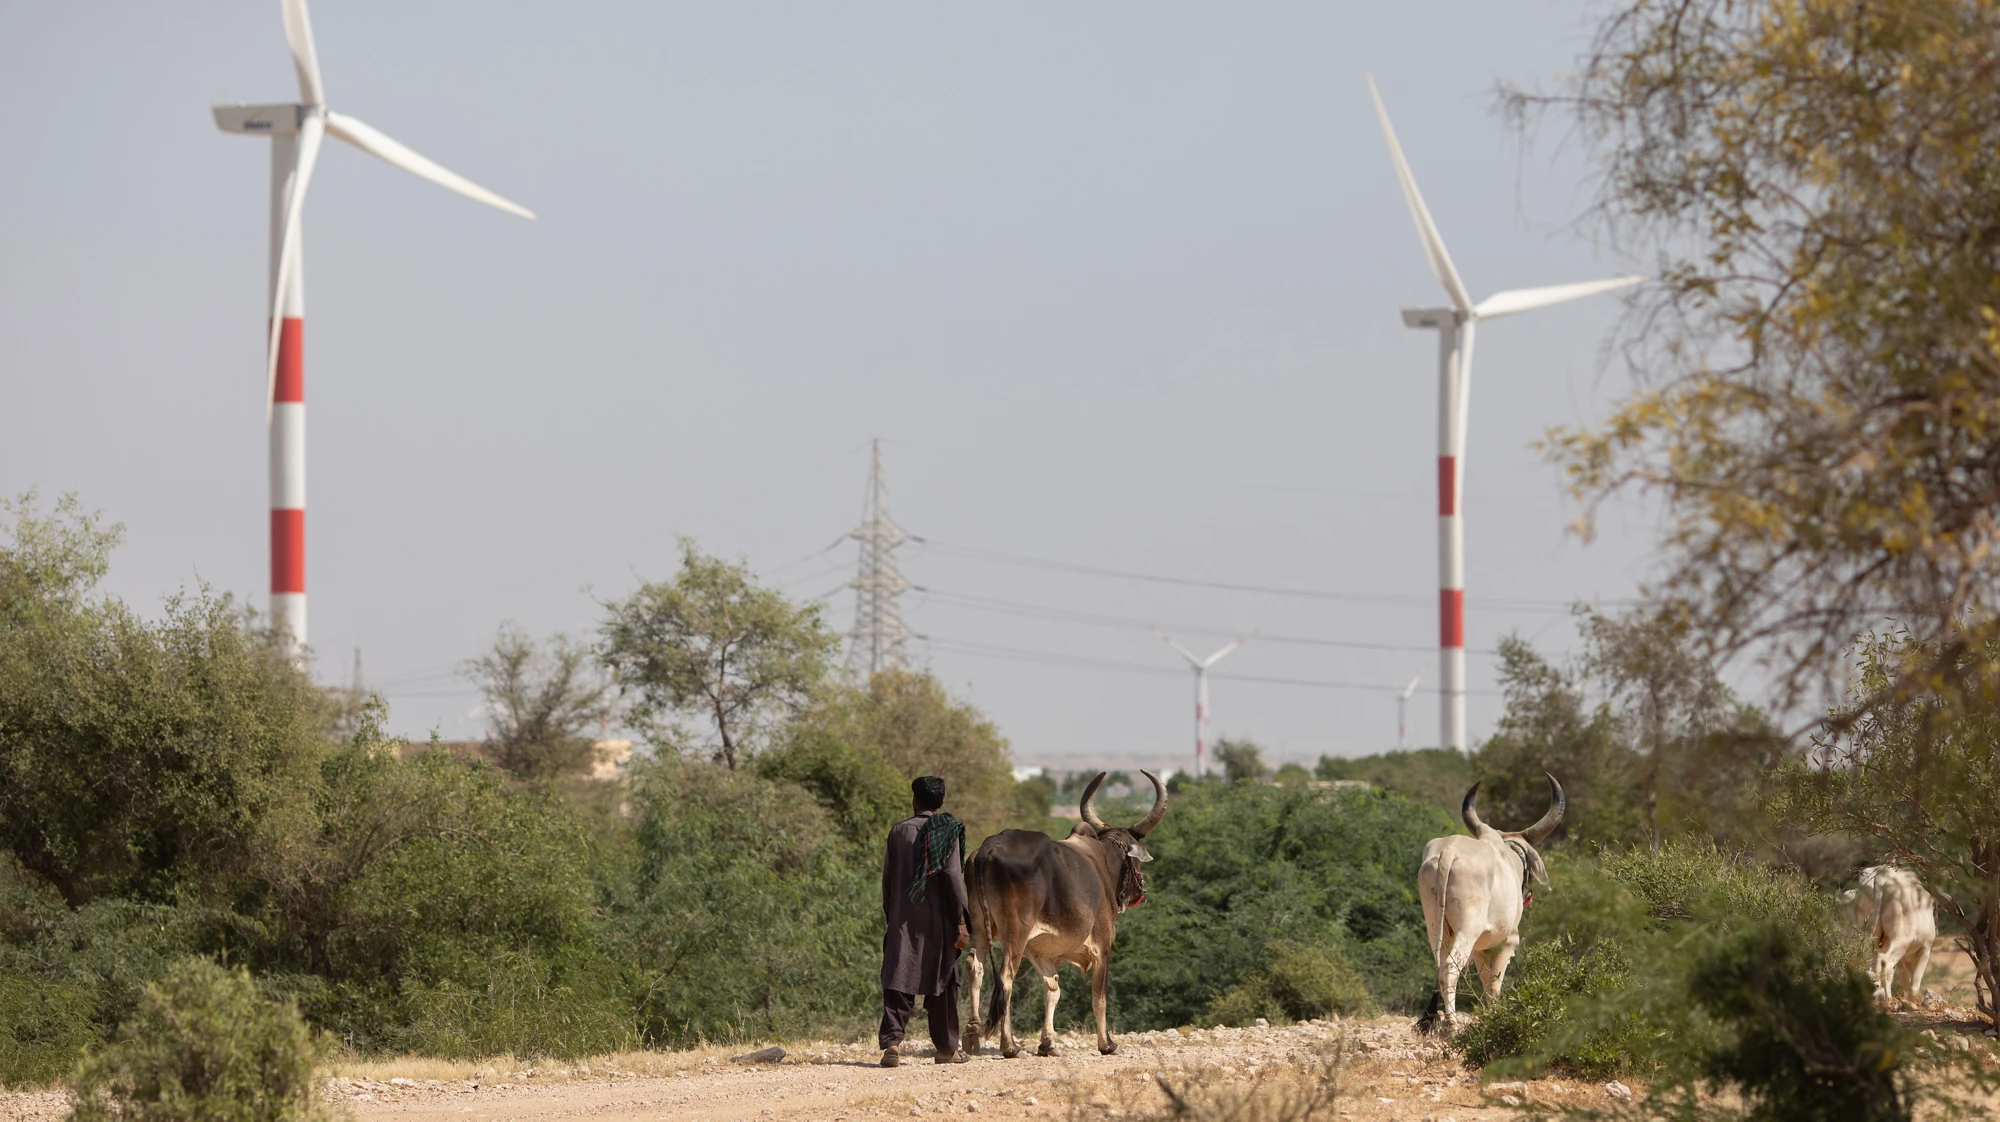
214 0 535 657
1396 674 1420 749
1367 76 1639 752
1160 634 1249 779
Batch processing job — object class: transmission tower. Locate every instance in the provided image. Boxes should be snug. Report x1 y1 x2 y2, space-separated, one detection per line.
845 439 912 679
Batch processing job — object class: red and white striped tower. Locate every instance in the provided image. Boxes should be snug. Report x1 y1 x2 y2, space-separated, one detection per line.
269 131 308 650
213 0 535 661
1368 77 1639 750
1435 319 1473 752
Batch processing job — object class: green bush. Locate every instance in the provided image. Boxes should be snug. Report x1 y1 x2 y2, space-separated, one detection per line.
1203 939 1378 1026
1454 840 1853 1078
1688 924 1912 1122
1454 935 1640 1077
1103 782 1456 1029
399 949 632 1060
0 858 240 1066
609 759 879 1047
1314 748 1475 808
0 972 96 1088
69 957 326 1122
0 496 327 909
271 739 621 1057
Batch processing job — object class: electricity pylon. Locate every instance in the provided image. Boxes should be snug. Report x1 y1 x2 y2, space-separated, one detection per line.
845 439 912 679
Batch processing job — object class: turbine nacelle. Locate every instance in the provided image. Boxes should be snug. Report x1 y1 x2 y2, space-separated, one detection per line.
213 104 304 136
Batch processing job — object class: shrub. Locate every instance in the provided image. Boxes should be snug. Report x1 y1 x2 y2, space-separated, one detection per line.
0 973 96 1088
0 503 326 908
1454 841 1853 1078
609 760 878 1047
1204 940 1377 1026
1105 782 1456 1030
68 957 326 1122
398 949 631 1060
1454 936 1639 1077
271 740 618 1055
1687 924 1912 1122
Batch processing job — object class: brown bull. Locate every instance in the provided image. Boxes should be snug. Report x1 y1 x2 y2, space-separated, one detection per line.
964 770 1166 1058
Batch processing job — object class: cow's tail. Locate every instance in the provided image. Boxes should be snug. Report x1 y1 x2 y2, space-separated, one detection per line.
1415 854 1453 1037
986 953 1010 1036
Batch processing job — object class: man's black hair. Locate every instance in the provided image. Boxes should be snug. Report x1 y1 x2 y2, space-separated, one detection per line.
913 776 946 811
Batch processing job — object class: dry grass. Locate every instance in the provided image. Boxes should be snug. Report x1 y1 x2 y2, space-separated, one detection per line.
1047 1040 1349 1122
318 1036 885 1083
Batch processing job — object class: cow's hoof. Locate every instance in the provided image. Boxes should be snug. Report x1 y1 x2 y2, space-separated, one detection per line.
1100 1040 1118 1055
964 1027 981 1053
1000 1047 1020 1060
1037 1041 1057 1057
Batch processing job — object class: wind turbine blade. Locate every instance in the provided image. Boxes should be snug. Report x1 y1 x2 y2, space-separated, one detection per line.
1158 633 1201 667
281 0 325 106
265 114 323 422
1473 276 1642 320
1202 635 1250 668
1401 674 1421 699
1367 76 1472 316
325 112 536 219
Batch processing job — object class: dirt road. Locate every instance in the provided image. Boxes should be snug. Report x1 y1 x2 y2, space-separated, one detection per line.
0 1016 1661 1122
4 941 1990 1122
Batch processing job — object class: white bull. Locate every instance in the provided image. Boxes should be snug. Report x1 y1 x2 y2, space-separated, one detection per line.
1842 864 1936 1004
1416 775 1564 1033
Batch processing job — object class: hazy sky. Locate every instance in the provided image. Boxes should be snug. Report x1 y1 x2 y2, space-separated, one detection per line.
1 2 1662 772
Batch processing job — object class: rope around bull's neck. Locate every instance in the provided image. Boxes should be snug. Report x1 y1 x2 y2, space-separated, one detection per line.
909 812 965 903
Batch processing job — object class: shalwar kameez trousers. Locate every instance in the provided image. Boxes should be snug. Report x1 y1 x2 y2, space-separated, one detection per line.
879 810 969 1060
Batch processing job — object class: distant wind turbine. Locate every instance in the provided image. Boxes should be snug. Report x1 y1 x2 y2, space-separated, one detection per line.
213 0 535 657
1367 76 1640 752
1160 633 1250 779
1397 675 1421 749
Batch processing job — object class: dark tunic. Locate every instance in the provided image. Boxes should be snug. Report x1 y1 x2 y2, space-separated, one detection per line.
880 811 969 995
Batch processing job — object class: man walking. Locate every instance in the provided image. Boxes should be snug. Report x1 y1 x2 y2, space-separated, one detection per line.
880 775 972 1066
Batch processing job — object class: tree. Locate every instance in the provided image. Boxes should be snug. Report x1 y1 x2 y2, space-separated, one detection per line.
1214 738 1269 784
1315 748 1475 809
760 670 1018 843
1780 629 2000 1020
464 624 612 781
1579 608 1783 852
1523 0 2000 729
1474 637 1644 849
598 541 835 770
0 493 326 906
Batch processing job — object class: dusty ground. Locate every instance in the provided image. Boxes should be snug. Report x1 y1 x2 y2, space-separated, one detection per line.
0 1016 1610 1122
2 938 1992 1122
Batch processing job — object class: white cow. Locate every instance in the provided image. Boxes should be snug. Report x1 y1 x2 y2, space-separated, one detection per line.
1842 864 1936 1004
1416 775 1564 1033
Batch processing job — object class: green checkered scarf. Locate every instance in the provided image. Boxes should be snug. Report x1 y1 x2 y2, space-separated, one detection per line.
908 812 965 903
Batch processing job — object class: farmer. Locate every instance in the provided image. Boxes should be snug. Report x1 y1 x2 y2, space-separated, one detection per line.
879 775 972 1066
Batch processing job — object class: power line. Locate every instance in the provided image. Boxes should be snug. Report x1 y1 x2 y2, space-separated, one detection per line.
908 585 1499 655
908 537 1613 613
916 635 1505 696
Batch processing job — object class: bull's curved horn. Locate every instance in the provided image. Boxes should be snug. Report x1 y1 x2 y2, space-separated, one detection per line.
1461 781 1486 834
1078 771 1110 831
1130 770 1168 837
1518 773 1566 845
